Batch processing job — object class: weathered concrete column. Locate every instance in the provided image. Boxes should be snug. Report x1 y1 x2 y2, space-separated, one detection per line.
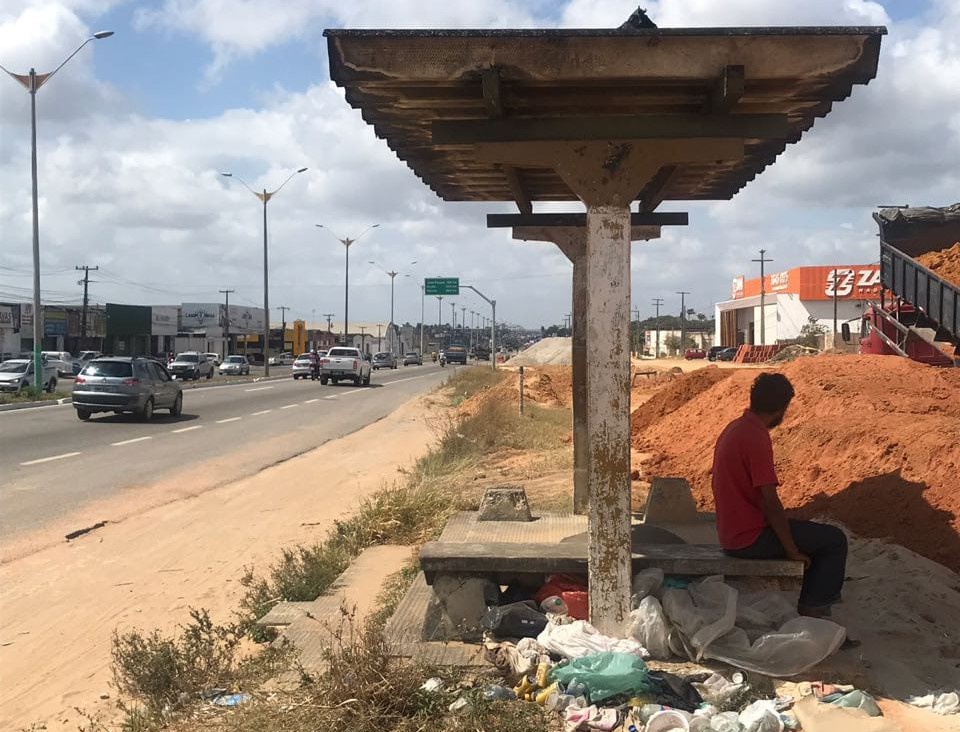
583 204 633 633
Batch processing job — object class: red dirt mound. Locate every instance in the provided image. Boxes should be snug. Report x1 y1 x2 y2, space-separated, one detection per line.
630 366 734 433
916 241 960 287
632 355 960 571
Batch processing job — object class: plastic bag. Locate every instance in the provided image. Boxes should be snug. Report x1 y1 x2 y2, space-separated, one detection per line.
705 618 846 677
482 601 547 638
631 568 664 605
627 596 672 660
549 651 649 703
739 700 784 732
662 576 738 661
536 618 648 660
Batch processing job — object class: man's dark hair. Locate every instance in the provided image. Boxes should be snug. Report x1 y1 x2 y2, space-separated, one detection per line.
750 373 795 413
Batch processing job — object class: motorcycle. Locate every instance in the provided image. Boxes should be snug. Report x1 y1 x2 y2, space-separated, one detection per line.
439 354 447 367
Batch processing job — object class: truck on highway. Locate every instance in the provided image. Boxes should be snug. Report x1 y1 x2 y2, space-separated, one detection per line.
855 205 959 367
445 343 468 365
319 347 372 386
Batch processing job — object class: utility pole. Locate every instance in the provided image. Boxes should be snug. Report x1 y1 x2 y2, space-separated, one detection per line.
419 285 425 356
377 323 382 351
450 301 456 329
437 295 444 326
631 307 640 355
461 305 467 336
752 249 773 345
323 313 334 337
278 305 290 353
651 298 664 358
219 289 235 357
75 265 98 342
676 291 690 356
832 269 839 341
359 325 367 354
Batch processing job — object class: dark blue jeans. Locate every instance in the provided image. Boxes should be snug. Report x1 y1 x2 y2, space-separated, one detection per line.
725 520 847 609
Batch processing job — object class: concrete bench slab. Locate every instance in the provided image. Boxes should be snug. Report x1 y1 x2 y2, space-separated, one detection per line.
419 540 803 584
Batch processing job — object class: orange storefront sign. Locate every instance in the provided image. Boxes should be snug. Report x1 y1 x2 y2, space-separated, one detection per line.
732 265 881 301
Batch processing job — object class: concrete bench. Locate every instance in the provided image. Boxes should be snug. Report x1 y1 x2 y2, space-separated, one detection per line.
419 540 803 586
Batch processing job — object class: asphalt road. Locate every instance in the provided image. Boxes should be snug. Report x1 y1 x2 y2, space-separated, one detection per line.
0 363 451 540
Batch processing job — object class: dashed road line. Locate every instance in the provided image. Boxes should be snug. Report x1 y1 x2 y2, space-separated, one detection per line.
20 451 82 466
245 386 273 392
338 389 365 396
172 425 203 433
111 436 152 447
250 409 272 416
304 398 320 404
216 417 242 424
323 395 338 400
280 404 299 409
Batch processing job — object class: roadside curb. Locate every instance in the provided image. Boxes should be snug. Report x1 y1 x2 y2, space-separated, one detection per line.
0 396 72 412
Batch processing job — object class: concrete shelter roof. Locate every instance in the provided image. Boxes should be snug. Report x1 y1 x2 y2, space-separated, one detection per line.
324 26 885 208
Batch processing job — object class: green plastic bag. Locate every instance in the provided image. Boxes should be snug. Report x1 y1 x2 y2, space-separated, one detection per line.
550 652 649 703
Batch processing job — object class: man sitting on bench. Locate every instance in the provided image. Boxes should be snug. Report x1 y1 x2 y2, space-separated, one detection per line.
712 372 847 617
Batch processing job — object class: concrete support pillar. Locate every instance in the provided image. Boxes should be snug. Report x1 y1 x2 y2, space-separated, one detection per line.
584 205 633 634
570 251 589 514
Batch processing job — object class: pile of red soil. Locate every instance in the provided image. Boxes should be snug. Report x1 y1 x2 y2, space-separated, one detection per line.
630 366 734 433
632 355 960 571
529 367 573 408
916 241 960 287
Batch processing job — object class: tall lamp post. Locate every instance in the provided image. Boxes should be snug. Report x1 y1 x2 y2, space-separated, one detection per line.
221 167 307 376
316 224 379 345
369 259 416 353
2 30 114 394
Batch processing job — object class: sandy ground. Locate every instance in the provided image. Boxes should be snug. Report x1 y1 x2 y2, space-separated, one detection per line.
0 395 439 732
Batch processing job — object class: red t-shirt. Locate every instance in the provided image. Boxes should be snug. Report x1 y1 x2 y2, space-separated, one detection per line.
711 410 780 550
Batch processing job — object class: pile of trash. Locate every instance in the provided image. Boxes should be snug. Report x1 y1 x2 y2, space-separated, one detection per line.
422 569 959 730
766 345 818 364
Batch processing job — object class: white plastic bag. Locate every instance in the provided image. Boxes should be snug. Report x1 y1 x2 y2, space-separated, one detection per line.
535 618 648 660
627 596 672 660
739 700 784 732
662 576 738 661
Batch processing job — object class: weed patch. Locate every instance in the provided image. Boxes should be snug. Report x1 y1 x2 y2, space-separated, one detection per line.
445 366 506 406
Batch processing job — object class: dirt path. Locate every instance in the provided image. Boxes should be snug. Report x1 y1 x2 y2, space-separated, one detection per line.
0 395 439 731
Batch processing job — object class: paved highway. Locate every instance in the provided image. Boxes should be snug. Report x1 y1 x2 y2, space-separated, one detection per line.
0 363 450 540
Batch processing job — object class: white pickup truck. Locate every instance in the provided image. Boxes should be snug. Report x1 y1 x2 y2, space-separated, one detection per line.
320 347 372 386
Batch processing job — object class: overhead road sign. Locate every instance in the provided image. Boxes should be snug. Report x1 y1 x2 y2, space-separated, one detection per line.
425 277 459 296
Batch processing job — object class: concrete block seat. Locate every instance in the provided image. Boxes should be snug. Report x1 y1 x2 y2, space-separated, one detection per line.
419 539 803 587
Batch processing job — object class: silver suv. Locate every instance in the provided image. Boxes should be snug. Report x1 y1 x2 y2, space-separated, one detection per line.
168 351 214 380
73 357 182 421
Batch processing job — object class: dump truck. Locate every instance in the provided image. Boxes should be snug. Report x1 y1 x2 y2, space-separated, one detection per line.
857 205 959 367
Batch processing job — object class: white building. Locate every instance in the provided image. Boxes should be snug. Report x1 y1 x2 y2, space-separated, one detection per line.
715 265 880 346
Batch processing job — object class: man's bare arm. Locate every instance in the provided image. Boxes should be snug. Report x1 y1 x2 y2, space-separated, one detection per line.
759 485 810 567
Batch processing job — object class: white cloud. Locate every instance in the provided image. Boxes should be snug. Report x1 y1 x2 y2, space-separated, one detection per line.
1 1 958 327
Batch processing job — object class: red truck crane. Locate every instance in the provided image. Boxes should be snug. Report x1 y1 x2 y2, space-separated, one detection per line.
856 205 959 367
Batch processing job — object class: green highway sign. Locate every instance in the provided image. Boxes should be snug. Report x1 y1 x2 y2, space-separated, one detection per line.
424 277 460 296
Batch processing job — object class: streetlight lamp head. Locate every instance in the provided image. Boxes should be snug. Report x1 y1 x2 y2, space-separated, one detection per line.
93 30 114 39
371 224 380 229
297 167 308 173
220 172 233 177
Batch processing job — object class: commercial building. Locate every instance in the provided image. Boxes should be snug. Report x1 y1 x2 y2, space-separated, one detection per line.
643 329 713 357
715 265 881 347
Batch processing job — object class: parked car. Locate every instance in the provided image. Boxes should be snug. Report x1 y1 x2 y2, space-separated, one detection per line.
268 352 294 366
73 357 182 421
40 351 73 377
203 352 222 366
320 347 371 386
717 347 739 362
684 348 706 360
0 359 58 394
707 346 728 362
219 355 250 376
292 354 314 379
372 352 398 370
167 351 214 380
402 351 422 366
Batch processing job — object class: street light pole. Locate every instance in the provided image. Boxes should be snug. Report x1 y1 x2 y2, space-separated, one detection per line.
221 167 307 376
420 285 425 355
677 291 690 357
437 296 443 326
2 31 114 394
370 259 416 353
317 224 379 346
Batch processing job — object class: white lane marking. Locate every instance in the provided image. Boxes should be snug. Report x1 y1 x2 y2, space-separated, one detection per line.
250 409 272 416
280 403 299 409
172 425 203 433
20 451 81 466
324 395 338 400
304 398 320 404
338 389 365 396
245 386 273 393
111 436 152 447
384 375 429 385
216 417 242 424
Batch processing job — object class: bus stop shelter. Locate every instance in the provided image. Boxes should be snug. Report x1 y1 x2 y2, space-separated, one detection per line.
324 24 884 633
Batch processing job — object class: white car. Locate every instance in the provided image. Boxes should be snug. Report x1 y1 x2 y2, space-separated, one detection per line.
268 352 294 366
0 359 59 393
292 354 314 379
204 352 222 366
219 355 250 376
41 351 73 377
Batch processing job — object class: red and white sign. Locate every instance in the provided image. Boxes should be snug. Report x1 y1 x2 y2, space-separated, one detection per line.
825 268 881 298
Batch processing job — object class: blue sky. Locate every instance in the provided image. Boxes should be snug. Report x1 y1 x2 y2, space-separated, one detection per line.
1 0 957 326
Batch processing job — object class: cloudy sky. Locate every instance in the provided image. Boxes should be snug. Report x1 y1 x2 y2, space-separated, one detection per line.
1 0 957 329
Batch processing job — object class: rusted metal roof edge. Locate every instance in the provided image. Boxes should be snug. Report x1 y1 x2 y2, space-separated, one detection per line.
323 27 887 39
